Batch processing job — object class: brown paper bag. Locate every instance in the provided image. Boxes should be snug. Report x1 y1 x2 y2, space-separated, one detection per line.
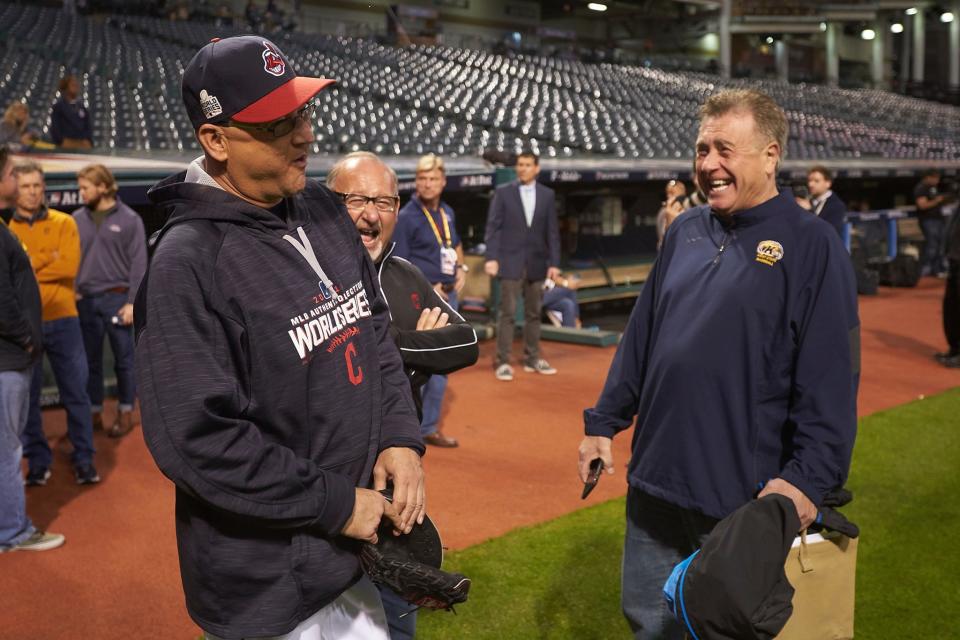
776 531 858 640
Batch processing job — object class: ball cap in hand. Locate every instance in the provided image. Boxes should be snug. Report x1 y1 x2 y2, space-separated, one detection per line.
182 35 336 129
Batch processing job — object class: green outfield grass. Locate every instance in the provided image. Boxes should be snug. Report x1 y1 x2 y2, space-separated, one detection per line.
419 388 960 639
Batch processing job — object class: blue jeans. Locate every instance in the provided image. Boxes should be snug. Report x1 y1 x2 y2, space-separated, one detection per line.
623 487 718 639
378 583 417 639
0 368 35 548
22 317 95 470
77 291 136 411
543 286 579 327
919 215 945 275
420 290 457 438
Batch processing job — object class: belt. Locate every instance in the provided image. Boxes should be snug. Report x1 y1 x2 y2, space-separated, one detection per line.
86 287 128 296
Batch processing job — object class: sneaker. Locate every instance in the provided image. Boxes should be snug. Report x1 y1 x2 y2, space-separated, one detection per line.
1 531 65 553
944 355 960 369
524 359 558 375
495 363 514 381
934 351 959 364
25 467 51 487
91 411 104 431
546 310 563 326
74 463 101 485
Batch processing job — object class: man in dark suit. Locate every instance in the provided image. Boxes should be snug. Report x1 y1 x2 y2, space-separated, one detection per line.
807 165 846 239
483 151 561 381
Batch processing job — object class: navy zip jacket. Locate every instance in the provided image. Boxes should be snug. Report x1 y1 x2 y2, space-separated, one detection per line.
585 191 859 520
134 173 423 639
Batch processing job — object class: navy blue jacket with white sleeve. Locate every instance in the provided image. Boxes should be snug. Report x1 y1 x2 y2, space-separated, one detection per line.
584 191 859 520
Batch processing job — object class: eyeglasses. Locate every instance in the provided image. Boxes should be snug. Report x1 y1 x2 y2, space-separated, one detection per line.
335 192 400 213
227 100 317 138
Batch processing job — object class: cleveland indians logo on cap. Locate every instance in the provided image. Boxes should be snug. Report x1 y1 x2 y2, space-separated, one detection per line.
262 41 286 77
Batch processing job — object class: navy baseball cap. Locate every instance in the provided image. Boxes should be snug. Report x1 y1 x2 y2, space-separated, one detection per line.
182 35 336 129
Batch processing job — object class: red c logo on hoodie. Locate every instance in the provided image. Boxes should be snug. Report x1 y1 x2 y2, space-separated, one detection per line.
345 342 363 386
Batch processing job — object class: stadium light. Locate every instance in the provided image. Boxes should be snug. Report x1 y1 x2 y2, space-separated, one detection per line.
891 22 904 33
941 12 955 23
765 36 774 44
820 22 827 32
861 28 876 40
587 2 608 11
905 7 918 15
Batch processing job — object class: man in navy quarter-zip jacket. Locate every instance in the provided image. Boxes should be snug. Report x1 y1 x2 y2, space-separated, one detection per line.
578 89 860 640
134 36 424 640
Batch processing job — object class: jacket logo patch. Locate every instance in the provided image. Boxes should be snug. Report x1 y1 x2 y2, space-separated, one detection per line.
199 90 223 119
410 292 421 310
756 240 784 266
262 41 286 77
108 224 122 233
286 281 372 361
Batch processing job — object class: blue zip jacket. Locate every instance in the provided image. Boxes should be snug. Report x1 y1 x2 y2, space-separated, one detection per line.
585 191 859 519
134 173 422 639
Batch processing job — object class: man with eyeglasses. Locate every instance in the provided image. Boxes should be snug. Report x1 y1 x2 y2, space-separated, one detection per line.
392 154 467 447
134 36 425 640
327 151 478 639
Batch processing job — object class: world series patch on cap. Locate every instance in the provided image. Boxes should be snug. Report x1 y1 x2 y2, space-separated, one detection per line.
181 35 336 129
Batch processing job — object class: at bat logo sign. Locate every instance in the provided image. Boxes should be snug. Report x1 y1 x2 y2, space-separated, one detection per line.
262 41 286 77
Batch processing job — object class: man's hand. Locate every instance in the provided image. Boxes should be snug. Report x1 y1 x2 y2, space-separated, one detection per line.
484 260 499 277
547 266 561 282
342 488 399 544
758 478 817 530
577 436 615 483
416 307 449 331
431 282 449 301
117 303 134 326
454 266 466 293
373 447 425 534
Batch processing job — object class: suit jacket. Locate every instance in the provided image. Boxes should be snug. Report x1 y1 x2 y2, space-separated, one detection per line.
815 193 847 239
484 181 560 280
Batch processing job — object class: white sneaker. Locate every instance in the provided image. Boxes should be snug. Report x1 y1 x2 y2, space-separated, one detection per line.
495 364 514 381
524 359 557 375
1 531 65 553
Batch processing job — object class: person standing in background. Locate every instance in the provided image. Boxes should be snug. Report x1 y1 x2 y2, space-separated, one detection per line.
74 164 147 438
50 74 92 150
914 169 948 277
393 154 467 447
807 165 847 239
484 151 561 381
8 161 98 486
0 146 67 552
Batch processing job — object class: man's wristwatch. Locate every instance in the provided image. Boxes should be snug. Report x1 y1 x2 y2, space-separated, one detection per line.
458 263 469 272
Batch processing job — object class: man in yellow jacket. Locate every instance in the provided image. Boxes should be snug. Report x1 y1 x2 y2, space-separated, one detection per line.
9 161 98 486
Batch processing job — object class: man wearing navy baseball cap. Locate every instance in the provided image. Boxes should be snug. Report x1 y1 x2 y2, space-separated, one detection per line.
134 36 426 640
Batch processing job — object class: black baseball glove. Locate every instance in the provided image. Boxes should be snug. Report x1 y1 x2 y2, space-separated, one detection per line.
359 490 471 612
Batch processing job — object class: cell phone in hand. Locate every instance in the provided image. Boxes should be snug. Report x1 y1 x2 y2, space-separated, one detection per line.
581 458 604 500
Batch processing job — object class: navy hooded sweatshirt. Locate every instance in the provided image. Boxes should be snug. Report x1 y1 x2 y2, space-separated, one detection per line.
134 172 423 639
584 191 859 520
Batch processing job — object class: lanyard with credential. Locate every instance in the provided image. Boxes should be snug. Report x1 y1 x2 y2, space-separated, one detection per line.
420 204 453 249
